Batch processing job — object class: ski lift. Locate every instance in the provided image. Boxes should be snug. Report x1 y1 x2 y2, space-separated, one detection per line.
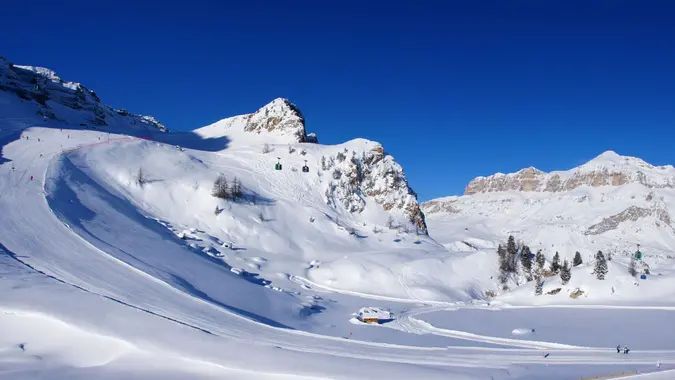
275 158 282 170
635 243 643 260
302 160 309 173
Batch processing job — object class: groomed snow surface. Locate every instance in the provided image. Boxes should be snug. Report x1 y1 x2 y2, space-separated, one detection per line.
2 92 675 379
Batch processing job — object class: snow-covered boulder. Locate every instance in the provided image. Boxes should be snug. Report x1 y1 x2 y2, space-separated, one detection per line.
356 307 394 323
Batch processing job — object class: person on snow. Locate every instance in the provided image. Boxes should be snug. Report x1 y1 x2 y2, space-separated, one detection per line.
624 346 630 354
30 175 34 181
617 345 621 353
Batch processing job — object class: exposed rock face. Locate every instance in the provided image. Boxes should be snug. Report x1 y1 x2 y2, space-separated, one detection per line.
243 98 315 143
585 206 673 235
199 97 317 144
0 57 166 132
420 197 461 215
320 141 427 233
465 151 675 195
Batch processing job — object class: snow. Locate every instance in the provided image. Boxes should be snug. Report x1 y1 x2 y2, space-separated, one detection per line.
2 57 675 380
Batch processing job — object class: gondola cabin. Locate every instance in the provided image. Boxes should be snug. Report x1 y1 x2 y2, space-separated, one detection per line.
302 165 309 173
275 158 282 170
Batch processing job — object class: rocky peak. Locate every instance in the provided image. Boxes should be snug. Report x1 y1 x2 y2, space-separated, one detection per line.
319 140 427 234
0 57 166 132
464 151 675 195
244 98 317 143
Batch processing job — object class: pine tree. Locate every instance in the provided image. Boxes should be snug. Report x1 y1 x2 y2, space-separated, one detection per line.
506 235 518 273
573 251 583 267
520 245 533 281
535 250 546 272
550 252 561 273
497 244 509 272
535 275 543 295
560 259 571 285
212 174 230 199
386 215 395 229
136 167 146 187
628 256 638 277
594 250 608 280
231 177 243 199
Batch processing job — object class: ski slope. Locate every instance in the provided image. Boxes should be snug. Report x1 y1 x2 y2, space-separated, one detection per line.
2 61 675 379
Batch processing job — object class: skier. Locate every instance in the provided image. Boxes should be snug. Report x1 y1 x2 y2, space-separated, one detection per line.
30 175 34 181
624 346 630 354
657 361 661 369
617 345 621 353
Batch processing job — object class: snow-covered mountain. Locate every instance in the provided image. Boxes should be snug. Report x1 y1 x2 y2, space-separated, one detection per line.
0 56 166 132
4 56 675 380
463 150 675 195
423 151 675 281
195 97 427 233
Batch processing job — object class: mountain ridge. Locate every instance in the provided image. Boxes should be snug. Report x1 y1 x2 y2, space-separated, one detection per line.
464 150 675 195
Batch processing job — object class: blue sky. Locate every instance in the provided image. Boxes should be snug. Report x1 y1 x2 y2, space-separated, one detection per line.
2 1 674 200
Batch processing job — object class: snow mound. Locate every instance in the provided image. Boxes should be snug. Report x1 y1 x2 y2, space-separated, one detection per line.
511 328 535 336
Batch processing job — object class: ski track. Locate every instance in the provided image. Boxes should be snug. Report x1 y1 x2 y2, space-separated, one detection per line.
3 124 675 378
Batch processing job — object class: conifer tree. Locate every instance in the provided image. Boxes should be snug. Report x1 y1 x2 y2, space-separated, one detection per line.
535 250 546 272
535 275 544 295
560 259 571 285
550 251 561 273
628 256 638 277
506 235 518 273
231 177 243 199
212 174 230 199
573 251 583 267
136 167 146 187
520 245 533 281
594 250 608 280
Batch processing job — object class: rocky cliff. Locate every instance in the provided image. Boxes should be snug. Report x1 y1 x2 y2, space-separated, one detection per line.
319 140 427 234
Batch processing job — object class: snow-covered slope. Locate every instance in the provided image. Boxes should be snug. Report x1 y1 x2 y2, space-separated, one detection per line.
4 56 675 380
423 151 675 303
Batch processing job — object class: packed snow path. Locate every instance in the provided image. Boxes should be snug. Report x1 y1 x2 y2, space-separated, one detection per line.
2 124 675 379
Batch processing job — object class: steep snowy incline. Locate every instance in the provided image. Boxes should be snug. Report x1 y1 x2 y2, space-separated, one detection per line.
1 126 493 380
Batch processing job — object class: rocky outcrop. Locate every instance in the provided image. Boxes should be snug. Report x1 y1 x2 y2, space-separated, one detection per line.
0 57 166 132
198 97 318 144
243 98 315 143
464 151 675 195
585 206 673 235
420 197 461 215
320 141 427 234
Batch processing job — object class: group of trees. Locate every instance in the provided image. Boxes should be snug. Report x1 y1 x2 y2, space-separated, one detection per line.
212 174 243 201
496 236 589 295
